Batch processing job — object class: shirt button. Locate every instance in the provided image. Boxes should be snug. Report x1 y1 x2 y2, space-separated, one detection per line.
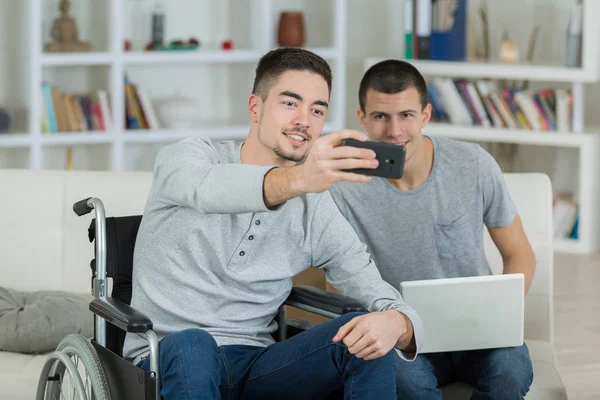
255 220 261 225
248 235 254 240
239 251 245 256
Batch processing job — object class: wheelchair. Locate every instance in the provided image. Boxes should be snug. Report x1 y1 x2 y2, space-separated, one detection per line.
35 196 366 400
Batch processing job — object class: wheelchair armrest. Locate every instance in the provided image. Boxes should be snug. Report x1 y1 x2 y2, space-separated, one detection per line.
90 297 153 334
285 285 366 318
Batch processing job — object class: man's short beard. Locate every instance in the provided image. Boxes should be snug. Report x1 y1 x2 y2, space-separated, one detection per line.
273 144 306 164
257 109 307 164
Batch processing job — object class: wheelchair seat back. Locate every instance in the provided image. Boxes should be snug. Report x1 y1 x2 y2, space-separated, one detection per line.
88 215 142 357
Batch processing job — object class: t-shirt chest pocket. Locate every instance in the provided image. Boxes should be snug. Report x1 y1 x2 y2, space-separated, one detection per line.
434 213 476 261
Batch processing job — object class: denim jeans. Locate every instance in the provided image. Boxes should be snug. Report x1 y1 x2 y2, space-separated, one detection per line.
138 312 396 400
394 343 534 399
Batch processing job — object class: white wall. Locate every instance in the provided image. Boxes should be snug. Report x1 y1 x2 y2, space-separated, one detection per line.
0 0 598 187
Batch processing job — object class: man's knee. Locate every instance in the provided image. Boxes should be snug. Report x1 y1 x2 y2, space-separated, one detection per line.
485 345 533 392
394 352 438 393
160 328 220 362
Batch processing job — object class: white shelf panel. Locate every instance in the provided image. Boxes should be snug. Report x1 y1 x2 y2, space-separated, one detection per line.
124 50 262 65
41 132 115 146
365 58 598 83
0 133 31 148
424 123 600 148
123 122 339 144
122 47 342 66
42 52 115 67
306 47 341 60
554 238 587 254
124 126 249 143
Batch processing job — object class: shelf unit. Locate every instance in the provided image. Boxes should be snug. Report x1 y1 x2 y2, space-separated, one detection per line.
388 59 600 83
365 0 600 254
0 134 31 149
4 0 348 171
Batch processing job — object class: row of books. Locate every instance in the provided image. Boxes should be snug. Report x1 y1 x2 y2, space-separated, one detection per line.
40 79 162 133
428 79 573 132
124 77 160 130
553 192 578 239
41 82 113 133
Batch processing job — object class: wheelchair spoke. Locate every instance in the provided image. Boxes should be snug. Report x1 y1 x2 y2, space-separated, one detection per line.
71 355 78 399
37 334 111 400
59 373 65 400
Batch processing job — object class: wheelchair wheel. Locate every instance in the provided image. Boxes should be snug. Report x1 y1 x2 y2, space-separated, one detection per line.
36 333 111 400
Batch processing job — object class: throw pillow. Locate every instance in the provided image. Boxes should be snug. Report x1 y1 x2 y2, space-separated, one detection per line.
0 286 94 354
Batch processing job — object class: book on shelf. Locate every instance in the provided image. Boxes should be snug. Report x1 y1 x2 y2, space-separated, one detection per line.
427 78 574 132
41 81 112 133
124 76 160 131
406 0 467 61
553 191 578 240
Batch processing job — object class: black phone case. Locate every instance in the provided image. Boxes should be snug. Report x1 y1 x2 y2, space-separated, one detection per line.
341 139 406 179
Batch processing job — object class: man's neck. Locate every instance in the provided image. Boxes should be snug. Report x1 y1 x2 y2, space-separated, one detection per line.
387 136 434 192
241 131 277 166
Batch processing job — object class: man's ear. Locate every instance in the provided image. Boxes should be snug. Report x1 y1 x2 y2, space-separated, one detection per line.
248 94 261 123
357 107 368 131
422 103 432 128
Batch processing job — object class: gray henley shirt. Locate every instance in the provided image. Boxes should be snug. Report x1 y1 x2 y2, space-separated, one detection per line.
122 136 424 366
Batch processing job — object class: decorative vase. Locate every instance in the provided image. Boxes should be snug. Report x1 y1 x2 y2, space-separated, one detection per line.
277 12 305 47
156 95 201 130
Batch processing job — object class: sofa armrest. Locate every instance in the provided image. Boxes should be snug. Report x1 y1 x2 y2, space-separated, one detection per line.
285 285 366 319
89 297 153 333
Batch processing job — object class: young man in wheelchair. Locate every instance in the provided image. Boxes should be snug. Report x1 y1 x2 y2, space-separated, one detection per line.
122 47 424 399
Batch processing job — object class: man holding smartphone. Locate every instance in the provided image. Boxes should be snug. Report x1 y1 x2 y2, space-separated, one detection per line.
328 59 536 399
124 48 424 400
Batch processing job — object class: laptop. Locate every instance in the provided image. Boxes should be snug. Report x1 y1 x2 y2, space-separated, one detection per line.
399 273 524 354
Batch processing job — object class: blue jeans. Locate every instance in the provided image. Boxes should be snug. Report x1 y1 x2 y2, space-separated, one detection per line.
394 343 534 399
138 312 396 400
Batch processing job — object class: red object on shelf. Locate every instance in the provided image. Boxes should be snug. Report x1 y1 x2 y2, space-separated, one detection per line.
222 40 233 50
124 39 132 52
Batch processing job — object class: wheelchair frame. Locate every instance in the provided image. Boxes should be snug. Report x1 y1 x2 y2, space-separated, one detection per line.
36 196 367 400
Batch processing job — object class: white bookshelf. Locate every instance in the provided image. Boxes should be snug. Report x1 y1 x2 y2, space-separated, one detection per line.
41 132 116 146
388 59 599 83
122 50 263 65
364 0 600 254
422 124 599 148
5 0 348 171
122 121 339 144
0 134 31 148
41 52 115 67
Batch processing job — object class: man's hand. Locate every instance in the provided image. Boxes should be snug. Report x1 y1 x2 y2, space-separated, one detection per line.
293 130 378 194
263 130 377 208
332 310 414 360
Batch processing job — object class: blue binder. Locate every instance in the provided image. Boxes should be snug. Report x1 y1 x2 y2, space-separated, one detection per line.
430 0 467 61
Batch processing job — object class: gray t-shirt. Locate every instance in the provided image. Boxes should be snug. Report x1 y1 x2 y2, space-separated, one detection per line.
329 135 517 288
122 136 424 365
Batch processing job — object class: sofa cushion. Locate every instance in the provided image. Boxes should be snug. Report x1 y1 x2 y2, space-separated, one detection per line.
0 351 51 400
0 287 94 354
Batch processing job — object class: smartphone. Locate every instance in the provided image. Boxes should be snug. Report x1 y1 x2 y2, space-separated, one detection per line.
341 139 406 179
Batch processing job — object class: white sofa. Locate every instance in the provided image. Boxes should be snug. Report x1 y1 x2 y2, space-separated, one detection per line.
0 169 567 399
0 169 153 400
